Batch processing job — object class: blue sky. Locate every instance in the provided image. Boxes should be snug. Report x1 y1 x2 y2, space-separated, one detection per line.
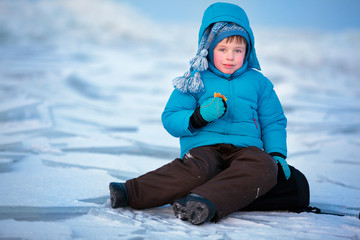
120 0 360 31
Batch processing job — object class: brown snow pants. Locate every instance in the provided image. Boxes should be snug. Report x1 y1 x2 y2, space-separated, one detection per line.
125 144 278 220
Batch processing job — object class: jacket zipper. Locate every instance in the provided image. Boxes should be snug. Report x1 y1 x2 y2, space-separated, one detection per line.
224 79 233 141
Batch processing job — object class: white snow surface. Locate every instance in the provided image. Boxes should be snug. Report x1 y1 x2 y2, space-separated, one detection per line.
0 0 360 239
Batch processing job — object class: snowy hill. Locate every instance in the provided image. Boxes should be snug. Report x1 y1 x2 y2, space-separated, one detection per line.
0 0 359 239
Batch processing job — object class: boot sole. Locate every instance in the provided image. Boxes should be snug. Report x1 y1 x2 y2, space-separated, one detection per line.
173 201 210 225
109 184 118 208
109 183 128 208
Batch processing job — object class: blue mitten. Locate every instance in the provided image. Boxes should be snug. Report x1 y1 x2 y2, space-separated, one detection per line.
199 97 226 122
273 156 291 180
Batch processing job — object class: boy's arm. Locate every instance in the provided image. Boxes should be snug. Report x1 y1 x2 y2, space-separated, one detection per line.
257 79 290 179
257 80 287 158
161 89 198 138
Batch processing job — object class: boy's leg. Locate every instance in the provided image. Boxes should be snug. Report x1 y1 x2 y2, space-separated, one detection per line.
191 146 278 221
125 145 223 209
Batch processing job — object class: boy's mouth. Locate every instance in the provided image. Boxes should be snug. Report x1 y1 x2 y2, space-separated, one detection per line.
223 64 235 68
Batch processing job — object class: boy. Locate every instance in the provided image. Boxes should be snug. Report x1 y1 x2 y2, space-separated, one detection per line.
109 2 290 225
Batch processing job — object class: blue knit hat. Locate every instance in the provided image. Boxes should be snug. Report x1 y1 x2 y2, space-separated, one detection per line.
172 22 250 93
208 23 250 64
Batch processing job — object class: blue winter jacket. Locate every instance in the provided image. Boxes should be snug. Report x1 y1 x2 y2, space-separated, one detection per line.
162 2 287 158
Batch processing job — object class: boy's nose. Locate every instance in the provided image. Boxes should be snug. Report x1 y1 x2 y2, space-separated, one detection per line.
226 52 234 60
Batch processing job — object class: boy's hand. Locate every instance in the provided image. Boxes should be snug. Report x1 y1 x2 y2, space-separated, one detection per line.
273 156 291 180
200 97 227 122
189 95 227 130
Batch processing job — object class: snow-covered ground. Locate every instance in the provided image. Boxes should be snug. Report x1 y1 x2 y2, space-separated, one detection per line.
0 1 359 239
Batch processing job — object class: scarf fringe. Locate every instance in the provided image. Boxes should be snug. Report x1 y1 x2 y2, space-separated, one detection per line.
188 72 204 93
172 71 204 93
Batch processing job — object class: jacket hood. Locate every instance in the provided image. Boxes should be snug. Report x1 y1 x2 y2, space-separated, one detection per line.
198 2 261 70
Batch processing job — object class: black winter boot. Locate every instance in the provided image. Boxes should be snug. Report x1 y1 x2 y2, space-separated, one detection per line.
173 194 216 225
109 182 129 208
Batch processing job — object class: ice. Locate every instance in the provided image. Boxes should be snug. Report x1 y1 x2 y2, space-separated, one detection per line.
0 220 72 240
0 0 359 239
0 158 14 173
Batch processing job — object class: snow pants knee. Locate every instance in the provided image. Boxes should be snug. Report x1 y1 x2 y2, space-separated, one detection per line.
125 145 278 220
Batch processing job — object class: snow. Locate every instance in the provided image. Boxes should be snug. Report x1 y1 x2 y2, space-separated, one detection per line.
0 0 359 239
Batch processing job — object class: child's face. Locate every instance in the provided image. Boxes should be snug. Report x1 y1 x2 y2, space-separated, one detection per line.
213 38 247 75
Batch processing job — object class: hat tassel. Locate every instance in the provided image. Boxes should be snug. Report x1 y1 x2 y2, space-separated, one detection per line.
190 49 208 71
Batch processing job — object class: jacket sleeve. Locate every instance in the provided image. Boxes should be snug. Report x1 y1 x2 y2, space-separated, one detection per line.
161 89 199 138
257 79 287 158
